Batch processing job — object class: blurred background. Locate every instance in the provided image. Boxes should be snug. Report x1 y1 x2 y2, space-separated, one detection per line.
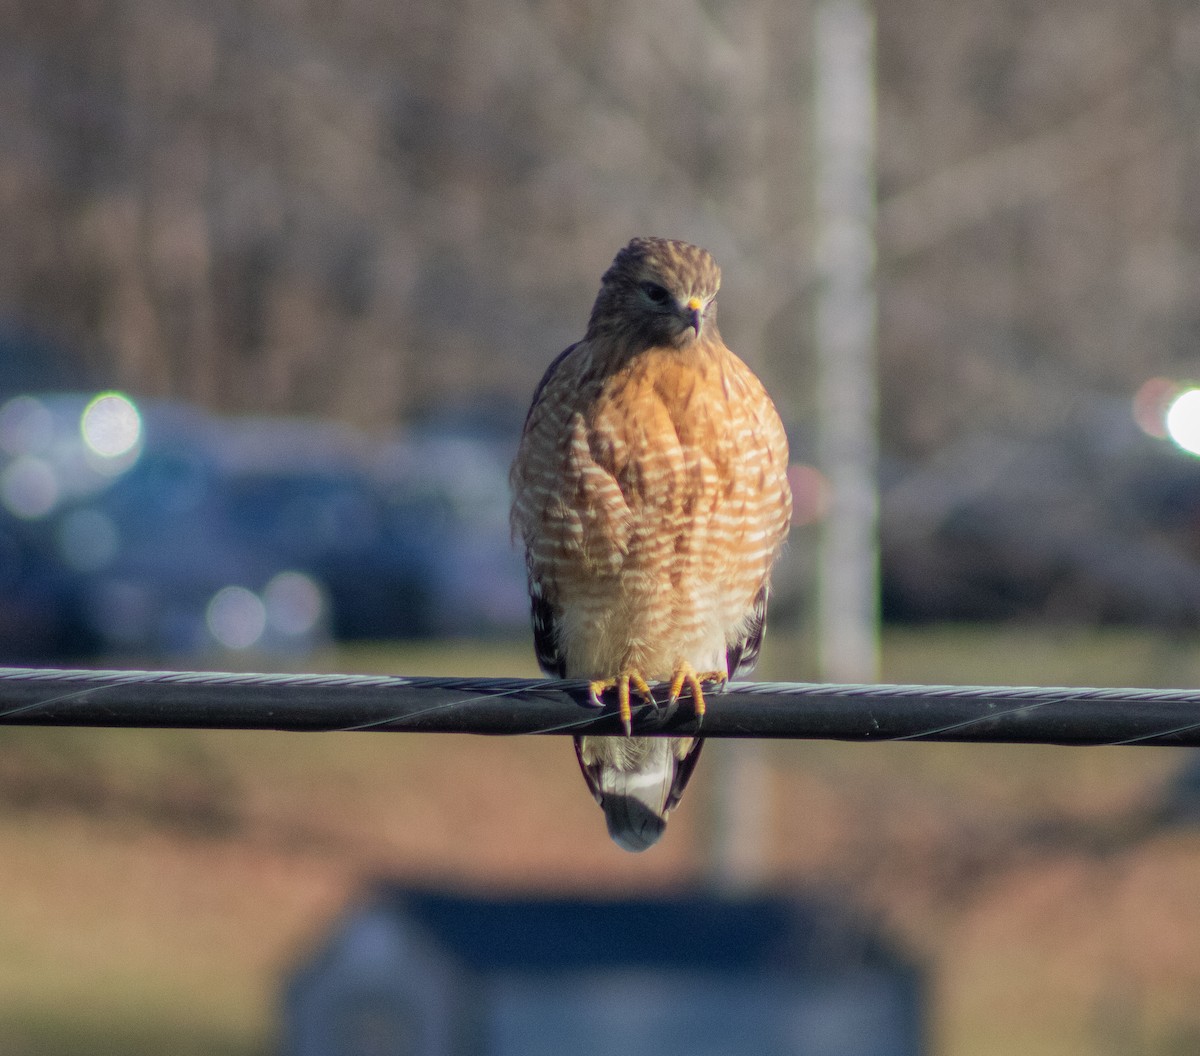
5 0 1200 1053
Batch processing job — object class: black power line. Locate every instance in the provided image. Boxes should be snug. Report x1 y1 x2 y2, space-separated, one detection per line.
2 667 1200 745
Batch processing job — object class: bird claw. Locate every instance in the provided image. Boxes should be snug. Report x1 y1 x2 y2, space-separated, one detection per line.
588 666 723 734
666 664 726 727
588 671 653 736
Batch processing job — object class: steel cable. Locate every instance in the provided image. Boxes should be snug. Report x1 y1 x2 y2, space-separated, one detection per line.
1 667 1200 745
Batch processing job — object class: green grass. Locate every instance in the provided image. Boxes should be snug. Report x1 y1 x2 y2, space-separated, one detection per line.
877 623 1200 689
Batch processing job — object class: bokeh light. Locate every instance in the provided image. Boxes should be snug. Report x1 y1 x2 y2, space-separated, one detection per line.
1165 388 1200 457
1133 377 1183 439
206 585 267 649
787 464 831 527
80 392 142 472
0 455 59 518
263 571 325 638
0 395 54 456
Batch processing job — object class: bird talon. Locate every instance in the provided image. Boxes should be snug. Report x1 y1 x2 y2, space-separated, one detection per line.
589 671 653 736
618 679 632 736
667 665 727 725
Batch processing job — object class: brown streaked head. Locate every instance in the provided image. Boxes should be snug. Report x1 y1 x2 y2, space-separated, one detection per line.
585 237 722 348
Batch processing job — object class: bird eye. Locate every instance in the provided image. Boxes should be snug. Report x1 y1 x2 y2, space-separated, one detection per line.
639 282 671 306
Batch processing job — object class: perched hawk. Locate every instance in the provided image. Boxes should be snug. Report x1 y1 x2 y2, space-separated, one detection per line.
510 237 792 851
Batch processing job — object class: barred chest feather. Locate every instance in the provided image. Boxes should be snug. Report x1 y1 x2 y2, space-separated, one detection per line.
520 341 791 680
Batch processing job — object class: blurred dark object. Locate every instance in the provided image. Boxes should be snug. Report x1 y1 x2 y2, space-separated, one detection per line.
1156 753 1200 828
281 885 924 1056
0 321 95 396
0 392 526 661
881 393 1200 625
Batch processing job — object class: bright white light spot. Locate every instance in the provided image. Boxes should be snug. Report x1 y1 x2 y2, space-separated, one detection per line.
1166 389 1200 457
0 456 59 518
57 507 120 571
0 396 53 456
80 392 142 465
263 571 324 637
206 585 266 650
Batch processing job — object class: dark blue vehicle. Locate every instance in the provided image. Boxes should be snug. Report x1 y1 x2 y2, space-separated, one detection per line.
0 393 525 661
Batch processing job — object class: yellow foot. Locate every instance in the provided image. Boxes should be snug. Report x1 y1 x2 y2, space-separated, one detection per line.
667 663 727 726
588 671 653 736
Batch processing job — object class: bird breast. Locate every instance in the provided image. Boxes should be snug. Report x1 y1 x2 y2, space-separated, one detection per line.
529 344 791 677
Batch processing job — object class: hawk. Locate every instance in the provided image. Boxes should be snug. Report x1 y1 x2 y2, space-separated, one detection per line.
510 237 792 851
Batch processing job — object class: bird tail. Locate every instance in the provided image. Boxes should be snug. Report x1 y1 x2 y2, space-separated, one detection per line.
574 735 704 852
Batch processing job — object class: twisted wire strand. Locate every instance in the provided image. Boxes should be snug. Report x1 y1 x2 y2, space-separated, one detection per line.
1 667 1200 745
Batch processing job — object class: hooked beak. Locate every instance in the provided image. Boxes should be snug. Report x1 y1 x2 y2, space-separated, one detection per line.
685 296 704 338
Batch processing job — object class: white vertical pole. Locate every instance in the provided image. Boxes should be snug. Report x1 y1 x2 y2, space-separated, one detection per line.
813 0 880 685
710 1 878 889
708 740 771 892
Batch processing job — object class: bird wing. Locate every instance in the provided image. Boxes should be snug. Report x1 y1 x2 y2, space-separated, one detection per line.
725 583 770 679
521 341 579 429
512 341 583 679
528 567 566 678
572 737 604 804
665 736 704 812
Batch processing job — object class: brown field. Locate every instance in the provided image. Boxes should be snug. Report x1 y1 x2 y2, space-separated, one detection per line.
2 628 1200 1055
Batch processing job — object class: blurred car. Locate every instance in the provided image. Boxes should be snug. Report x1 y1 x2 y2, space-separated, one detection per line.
0 392 527 662
880 394 1200 625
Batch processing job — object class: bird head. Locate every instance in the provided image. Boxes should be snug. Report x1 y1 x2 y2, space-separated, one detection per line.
588 237 722 349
